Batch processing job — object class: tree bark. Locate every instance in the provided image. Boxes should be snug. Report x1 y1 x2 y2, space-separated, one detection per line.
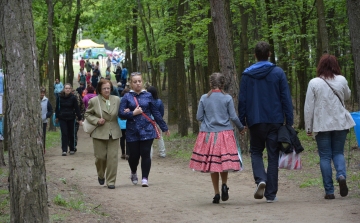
176 0 188 136
316 0 329 54
265 0 276 63
189 43 199 134
47 0 56 131
207 9 219 75
347 0 360 110
239 3 249 76
132 7 138 73
0 0 50 221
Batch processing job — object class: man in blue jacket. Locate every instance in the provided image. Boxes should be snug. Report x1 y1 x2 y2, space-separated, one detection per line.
238 41 293 203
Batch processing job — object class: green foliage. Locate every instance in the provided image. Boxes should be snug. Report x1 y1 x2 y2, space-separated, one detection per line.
46 130 61 150
53 194 68 207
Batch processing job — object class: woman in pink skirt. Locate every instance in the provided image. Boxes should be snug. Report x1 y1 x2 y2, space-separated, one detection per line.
189 72 246 204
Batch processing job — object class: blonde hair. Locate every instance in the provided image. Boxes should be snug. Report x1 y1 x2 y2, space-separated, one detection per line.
207 72 226 97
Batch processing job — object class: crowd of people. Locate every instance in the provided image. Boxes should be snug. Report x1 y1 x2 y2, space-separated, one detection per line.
41 41 353 202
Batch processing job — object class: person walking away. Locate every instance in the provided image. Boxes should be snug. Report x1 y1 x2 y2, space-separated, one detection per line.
121 66 128 88
304 54 355 199
78 68 87 87
106 56 111 70
40 87 53 154
146 86 167 158
84 79 121 189
83 86 97 109
79 56 85 70
238 41 293 203
189 73 245 204
113 65 122 83
55 83 82 156
72 89 85 152
119 72 170 187
54 78 64 100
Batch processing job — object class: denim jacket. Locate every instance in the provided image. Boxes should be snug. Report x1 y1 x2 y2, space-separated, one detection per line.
118 90 168 142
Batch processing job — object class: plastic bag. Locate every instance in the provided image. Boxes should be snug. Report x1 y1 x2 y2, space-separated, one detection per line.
278 150 302 170
52 113 60 127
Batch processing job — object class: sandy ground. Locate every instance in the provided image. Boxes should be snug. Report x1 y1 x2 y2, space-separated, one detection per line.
45 128 359 223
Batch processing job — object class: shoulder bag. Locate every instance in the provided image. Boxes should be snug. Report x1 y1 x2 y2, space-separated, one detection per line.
83 96 102 134
133 96 160 139
320 77 344 107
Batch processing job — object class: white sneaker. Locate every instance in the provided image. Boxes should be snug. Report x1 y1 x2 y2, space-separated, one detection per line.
142 178 149 187
159 153 166 158
266 197 278 203
62 152 67 156
130 173 138 185
254 181 266 199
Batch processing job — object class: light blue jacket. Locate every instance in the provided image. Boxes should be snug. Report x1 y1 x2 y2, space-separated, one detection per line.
54 82 64 94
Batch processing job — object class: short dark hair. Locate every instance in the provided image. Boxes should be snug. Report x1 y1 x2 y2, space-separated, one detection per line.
87 86 95 93
121 88 130 97
147 86 158 100
40 86 46 92
255 41 270 61
317 54 342 79
96 79 113 95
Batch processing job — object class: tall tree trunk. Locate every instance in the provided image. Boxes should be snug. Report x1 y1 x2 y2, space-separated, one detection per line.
132 7 138 73
0 0 49 221
207 9 219 75
239 3 249 76
316 0 329 54
265 0 276 63
347 0 360 110
189 43 199 134
125 26 131 70
47 0 56 132
65 0 80 85
176 0 188 136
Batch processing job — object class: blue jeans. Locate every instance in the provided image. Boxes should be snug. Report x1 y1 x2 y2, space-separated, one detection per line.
315 130 348 195
249 123 282 200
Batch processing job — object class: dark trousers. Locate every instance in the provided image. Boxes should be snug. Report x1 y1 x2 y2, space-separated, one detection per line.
121 78 127 88
120 129 127 155
74 122 80 148
127 139 154 179
249 123 282 200
59 119 75 153
115 75 121 83
43 123 47 153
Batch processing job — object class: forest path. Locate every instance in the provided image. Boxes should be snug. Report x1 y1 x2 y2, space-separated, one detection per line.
45 128 359 223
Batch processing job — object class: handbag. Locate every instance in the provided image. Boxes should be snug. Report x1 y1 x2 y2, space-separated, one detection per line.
83 96 102 134
133 96 160 139
278 149 302 170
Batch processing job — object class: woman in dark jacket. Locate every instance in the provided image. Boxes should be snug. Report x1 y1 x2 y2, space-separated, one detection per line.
55 83 82 156
119 72 170 187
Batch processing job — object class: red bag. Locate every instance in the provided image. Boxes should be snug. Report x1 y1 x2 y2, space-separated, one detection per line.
278 150 302 170
133 97 161 139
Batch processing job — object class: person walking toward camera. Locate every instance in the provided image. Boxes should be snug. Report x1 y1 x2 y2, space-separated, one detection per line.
304 54 355 199
119 72 170 187
84 79 121 189
238 41 293 203
189 73 245 204
40 87 53 154
146 86 166 158
55 83 82 156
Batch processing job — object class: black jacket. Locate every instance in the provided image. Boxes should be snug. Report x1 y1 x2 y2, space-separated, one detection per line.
278 125 304 154
55 93 82 121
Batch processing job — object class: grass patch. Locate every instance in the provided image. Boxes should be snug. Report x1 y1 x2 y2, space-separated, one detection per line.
0 188 10 223
53 193 86 211
50 213 68 222
168 149 192 161
299 178 322 188
53 194 67 207
46 130 61 150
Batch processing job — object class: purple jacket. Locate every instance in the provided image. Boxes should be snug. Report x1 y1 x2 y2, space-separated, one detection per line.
83 93 97 109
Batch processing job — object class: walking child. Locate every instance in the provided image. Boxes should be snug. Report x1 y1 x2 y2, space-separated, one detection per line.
189 73 246 204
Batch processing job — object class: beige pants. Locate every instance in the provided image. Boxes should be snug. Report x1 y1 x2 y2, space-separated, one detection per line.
93 137 119 186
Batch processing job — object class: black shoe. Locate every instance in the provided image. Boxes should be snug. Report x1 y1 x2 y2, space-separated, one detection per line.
221 183 229 201
98 177 105 185
74 148 77 152
108 185 115 189
338 176 348 197
324 194 335 199
212 194 220 204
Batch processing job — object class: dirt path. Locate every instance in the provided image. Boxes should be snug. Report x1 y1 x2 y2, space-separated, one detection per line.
45 128 359 223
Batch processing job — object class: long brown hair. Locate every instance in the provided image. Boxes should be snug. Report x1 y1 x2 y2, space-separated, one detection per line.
317 54 342 79
207 73 226 97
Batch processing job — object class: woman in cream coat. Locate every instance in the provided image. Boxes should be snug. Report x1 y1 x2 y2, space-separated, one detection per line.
304 54 355 199
84 79 121 189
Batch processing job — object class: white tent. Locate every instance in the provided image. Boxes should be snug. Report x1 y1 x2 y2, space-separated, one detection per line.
75 39 104 48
